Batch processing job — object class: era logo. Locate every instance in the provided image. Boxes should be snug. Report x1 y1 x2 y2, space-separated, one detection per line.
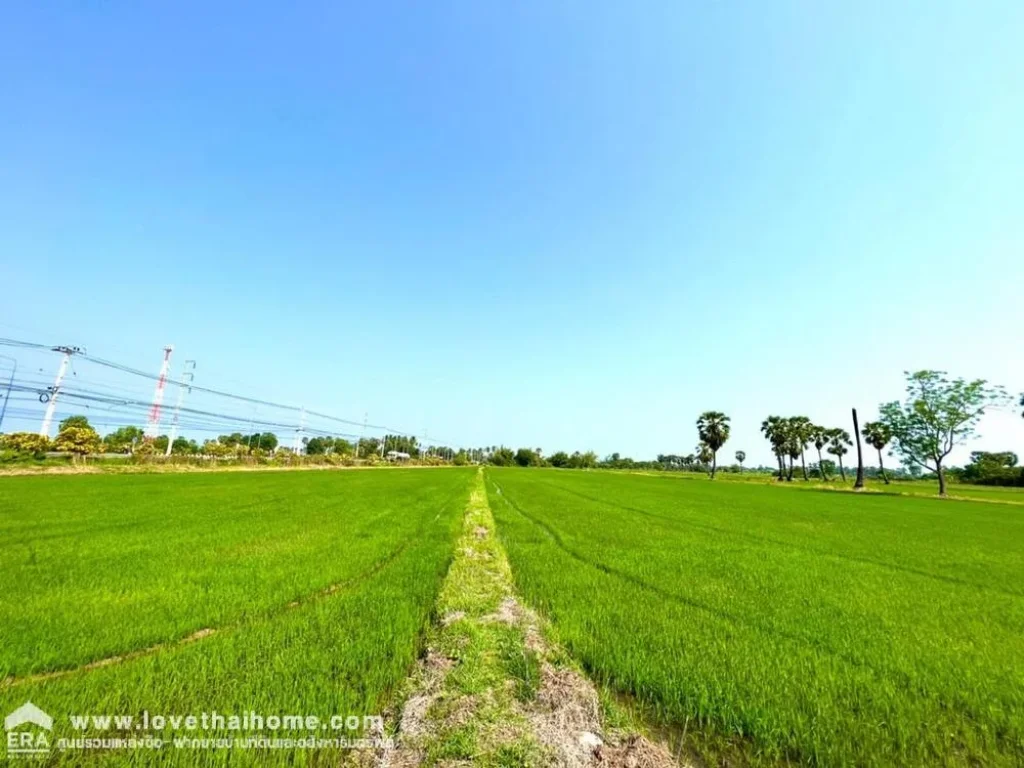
5 702 52 758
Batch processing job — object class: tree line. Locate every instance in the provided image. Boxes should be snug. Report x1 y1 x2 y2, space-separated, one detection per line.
683 370 1017 495
482 370 1021 495
2 370 1021 491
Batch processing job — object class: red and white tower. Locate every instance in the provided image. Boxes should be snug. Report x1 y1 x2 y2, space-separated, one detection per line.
145 345 174 439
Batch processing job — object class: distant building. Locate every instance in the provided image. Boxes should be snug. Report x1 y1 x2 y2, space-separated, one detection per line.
386 450 410 461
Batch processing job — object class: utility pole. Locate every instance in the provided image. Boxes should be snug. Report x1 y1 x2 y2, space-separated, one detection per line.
852 408 866 490
0 355 16 434
144 345 174 440
293 407 306 454
39 345 80 437
165 360 196 456
245 406 258 453
357 412 367 458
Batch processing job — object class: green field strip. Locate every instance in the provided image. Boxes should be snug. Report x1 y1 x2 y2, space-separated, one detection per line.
3 478 468 684
492 480 929 688
0 471 474 766
529 476 1024 598
0 469 476 679
486 469 1024 766
2 530 421 689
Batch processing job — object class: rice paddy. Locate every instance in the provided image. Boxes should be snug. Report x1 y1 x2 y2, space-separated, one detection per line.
2 466 1022 766
485 468 1024 767
0 468 474 765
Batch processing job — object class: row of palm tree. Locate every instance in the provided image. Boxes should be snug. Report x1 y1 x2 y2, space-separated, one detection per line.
759 415 894 483
694 410 896 484
761 416 845 481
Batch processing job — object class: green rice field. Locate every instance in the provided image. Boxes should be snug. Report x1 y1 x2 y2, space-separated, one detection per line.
486 468 1024 767
0 469 474 765
1 466 1022 766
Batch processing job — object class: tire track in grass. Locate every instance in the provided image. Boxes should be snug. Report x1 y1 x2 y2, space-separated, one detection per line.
532 478 1024 599
487 479 1005 731
1 486 466 689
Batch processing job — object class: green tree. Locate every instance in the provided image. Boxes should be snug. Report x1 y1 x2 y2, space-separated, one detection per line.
961 451 1020 485
514 447 541 467
103 425 145 454
58 415 91 432
1 432 51 456
548 451 570 468
734 450 746 471
786 416 813 481
305 436 330 455
218 433 245 447
490 447 516 466
357 437 381 459
826 428 852 482
152 434 170 453
202 439 233 457
171 437 199 455
760 416 787 480
55 425 101 456
696 442 713 473
879 370 1009 496
861 421 893 484
813 458 837 479
696 411 731 479
567 450 598 469
808 425 830 481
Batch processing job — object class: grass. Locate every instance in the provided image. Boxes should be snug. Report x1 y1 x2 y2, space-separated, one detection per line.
0 468 475 765
486 467 1024 767
643 468 1024 505
630 468 1024 505
402 469 549 766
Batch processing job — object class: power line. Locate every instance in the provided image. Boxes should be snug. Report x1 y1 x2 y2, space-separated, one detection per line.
0 337 463 448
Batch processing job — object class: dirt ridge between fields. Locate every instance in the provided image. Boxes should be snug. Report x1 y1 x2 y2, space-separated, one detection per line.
372 469 686 768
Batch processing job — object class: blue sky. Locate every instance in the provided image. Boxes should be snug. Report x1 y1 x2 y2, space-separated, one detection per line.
1 1 1022 464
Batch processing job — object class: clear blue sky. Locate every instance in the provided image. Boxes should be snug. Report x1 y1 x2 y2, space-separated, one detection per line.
2 1 1022 464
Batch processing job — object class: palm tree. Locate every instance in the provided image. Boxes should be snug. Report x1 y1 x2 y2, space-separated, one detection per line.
808 425 829 480
826 428 852 482
862 421 893 484
735 450 746 471
760 416 787 481
787 416 813 481
696 411 731 479
851 408 866 490
782 423 798 481
696 443 714 474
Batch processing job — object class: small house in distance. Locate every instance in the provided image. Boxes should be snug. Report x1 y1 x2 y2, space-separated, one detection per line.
386 450 410 462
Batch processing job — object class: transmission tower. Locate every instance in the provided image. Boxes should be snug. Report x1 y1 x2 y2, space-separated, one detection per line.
165 359 196 455
145 345 174 439
39 345 81 437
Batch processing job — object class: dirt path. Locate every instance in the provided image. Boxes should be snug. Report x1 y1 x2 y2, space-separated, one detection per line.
374 469 684 768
